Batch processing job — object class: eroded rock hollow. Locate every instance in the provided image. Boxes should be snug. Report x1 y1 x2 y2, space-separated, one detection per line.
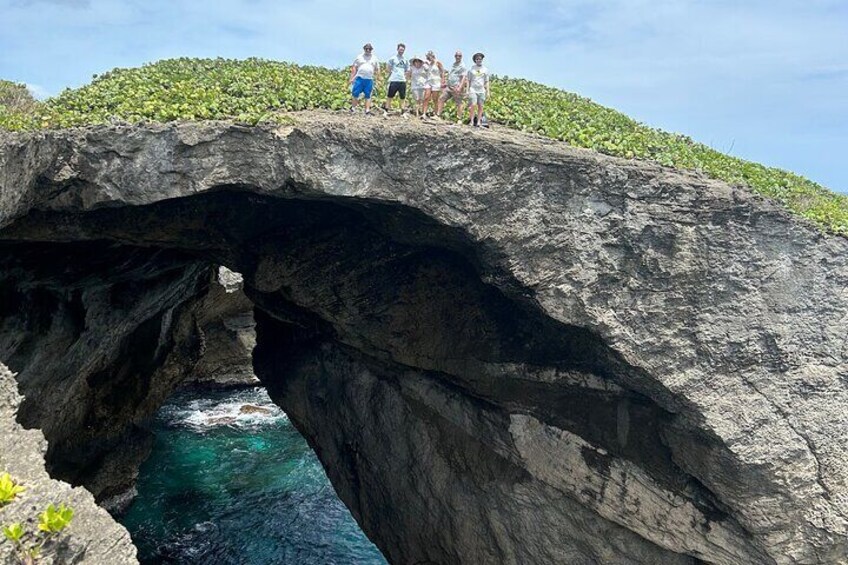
1 113 846 564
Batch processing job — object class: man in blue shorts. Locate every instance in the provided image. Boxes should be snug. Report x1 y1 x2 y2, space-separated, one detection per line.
383 43 409 114
349 43 381 115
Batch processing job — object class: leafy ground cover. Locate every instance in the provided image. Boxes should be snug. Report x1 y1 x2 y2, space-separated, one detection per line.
1 58 845 234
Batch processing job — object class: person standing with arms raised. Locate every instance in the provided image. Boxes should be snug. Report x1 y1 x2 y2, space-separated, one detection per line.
383 43 409 115
349 43 381 116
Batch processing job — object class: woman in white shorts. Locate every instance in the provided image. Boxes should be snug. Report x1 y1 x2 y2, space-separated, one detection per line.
422 51 445 118
407 56 428 117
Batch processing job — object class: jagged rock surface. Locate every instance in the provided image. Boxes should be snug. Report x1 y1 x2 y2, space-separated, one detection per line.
0 112 846 564
180 266 259 389
0 362 137 564
0 241 213 511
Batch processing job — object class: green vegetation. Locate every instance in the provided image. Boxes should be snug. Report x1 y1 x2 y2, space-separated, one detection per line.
36 504 74 535
0 473 75 564
0 473 25 506
0 81 40 131
0 57 845 234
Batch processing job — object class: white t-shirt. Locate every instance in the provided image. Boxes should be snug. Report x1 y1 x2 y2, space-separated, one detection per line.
466 65 489 93
410 66 428 89
353 53 380 79
426 61 443 87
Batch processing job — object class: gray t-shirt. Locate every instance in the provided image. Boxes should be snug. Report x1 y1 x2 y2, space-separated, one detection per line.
387 55 409 83
447 62 467 87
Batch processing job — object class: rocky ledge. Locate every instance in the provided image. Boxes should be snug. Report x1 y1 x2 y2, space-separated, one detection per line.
0 362 137 564
0 111 846 564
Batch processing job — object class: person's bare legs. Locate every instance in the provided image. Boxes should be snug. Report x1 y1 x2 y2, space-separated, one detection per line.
424 87 434 116
412 92 422 117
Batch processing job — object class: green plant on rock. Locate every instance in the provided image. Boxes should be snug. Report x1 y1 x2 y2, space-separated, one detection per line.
2 523 24 543
37 504 74 535
3 523 39 565
2 505 74 564
0 473 75 564
0 473 25 506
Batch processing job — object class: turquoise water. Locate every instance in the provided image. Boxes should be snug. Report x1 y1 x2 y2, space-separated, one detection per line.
121 387 387 565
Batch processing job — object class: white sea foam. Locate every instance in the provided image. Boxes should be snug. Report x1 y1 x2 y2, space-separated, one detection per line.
160 387 288 430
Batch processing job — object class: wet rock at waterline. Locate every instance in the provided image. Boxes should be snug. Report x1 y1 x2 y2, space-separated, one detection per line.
0 111 846 563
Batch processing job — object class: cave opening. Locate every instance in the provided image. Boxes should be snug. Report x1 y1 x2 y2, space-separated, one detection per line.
0 190 748 564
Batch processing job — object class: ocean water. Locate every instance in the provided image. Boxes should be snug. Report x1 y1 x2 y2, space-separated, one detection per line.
120 387 387 565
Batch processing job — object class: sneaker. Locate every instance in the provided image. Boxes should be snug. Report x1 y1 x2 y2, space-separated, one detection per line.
365 110 373 116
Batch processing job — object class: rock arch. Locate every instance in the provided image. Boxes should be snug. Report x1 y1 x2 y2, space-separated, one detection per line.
0 114 845 564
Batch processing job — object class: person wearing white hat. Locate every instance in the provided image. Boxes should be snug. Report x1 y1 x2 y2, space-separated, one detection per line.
407 55 428 118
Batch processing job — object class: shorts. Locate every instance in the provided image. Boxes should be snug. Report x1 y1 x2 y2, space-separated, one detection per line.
426 82 441 92
411 88 426 102
440 86 464 104
387 81 407 99
468 91 487 105
352 77 374 99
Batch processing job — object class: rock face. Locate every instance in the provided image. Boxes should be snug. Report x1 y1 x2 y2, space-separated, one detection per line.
0 362 137 564
180 266 259 389
0 240 212 511
0 112 846 564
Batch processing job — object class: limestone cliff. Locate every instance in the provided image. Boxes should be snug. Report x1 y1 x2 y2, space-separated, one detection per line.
0 362 137 564
0 112 845 564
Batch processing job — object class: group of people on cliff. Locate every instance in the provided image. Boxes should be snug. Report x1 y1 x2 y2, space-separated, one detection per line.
348 42 490 127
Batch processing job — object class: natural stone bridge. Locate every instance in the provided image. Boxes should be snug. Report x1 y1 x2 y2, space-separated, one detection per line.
1 112 846 564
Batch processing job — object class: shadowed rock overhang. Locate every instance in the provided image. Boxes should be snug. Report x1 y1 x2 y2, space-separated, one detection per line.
0 112 846 564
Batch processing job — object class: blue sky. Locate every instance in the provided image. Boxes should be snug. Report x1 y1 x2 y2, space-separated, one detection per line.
2 0 846 193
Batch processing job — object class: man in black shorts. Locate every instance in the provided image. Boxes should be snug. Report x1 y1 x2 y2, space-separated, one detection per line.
383 43 409 114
